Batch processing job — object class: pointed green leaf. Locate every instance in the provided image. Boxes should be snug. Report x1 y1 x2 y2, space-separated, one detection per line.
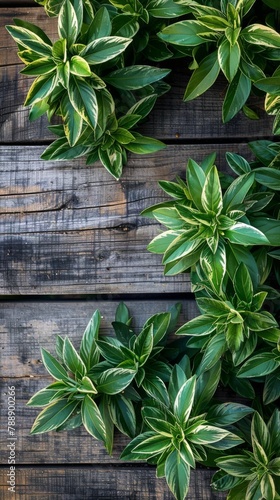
159 20 212 46
222 70 251 123
216 455 254 476
174 376 196 424
218 38 240 82
104 66 170 90
207 403 253 426
238 353 280 378
188 425 230 445
63 337 86 377
21 58 56 76
96 339 127 365
201 166 223 214
242 24 280 48
81 394 106 441
263 371 280 405
109 394 136 437
133 325 153 366
165 450 191 500
176 315 216 336
97 368 135 394
79 310 101 371
141 376 170 406
69 56 91 77
41 348 69 381
133 433 171 455
186 159 206 210
125 135 166 154
233 263 253 304
81 36 131 64
30 398 78 434
13 18 52 45
86 7 112 42
61 94 83 146
58 0 78 47
196 332 227 375
24 72 58 106
27 386 65 407
184 51 220 101
200 241 227 294
224 223 269 245
78 376 97 394
68 76 98 130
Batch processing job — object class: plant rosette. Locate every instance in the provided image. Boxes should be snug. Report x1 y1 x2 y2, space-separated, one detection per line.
158 0 280 122
6 0 172 178
142 151 280 289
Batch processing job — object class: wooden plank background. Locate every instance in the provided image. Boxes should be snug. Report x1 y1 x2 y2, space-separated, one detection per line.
0 2 274 499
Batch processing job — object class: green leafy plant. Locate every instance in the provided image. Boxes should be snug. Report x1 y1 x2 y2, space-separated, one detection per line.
142 152 280 284
158 0 280 122
6 0 172 178
176 262 280 375
121 364 250 500
27 303 182 453
28 303 260 499
212 409 280 499
12 3 280 499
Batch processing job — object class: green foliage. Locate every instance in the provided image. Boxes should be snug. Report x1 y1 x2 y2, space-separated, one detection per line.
212 410 280 499
121 367 248 500
177 262 280 378
143 151 280 284
27 303 182 452
6 0 176 178
158 0 280 122
28 301 279 499
15 3 280 499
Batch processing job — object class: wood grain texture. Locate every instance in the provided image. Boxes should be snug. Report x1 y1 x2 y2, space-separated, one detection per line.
0 299 198 377
0 143 255 294
0 467 226 499
0 9 274 143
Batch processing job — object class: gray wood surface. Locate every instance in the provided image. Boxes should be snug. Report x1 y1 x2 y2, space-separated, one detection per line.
0 467 226 499
0 299 197 378
0 143 255 295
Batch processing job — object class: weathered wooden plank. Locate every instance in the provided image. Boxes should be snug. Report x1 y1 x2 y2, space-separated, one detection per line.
0 9 274 142
0 466 226 499
0 299 197 377
0 143 254 294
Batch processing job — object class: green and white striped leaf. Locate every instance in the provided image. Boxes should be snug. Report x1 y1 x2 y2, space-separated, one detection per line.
30 398 78 434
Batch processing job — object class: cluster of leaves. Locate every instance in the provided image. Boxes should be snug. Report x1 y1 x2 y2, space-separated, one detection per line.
159 0 280 122
8 0 280 181
142 142 280 497
7 0 189 178
12 2 280 499
30 302 273 499
212 410 280 499
142 145 280 281
10 6 280 184
28 303 183 452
